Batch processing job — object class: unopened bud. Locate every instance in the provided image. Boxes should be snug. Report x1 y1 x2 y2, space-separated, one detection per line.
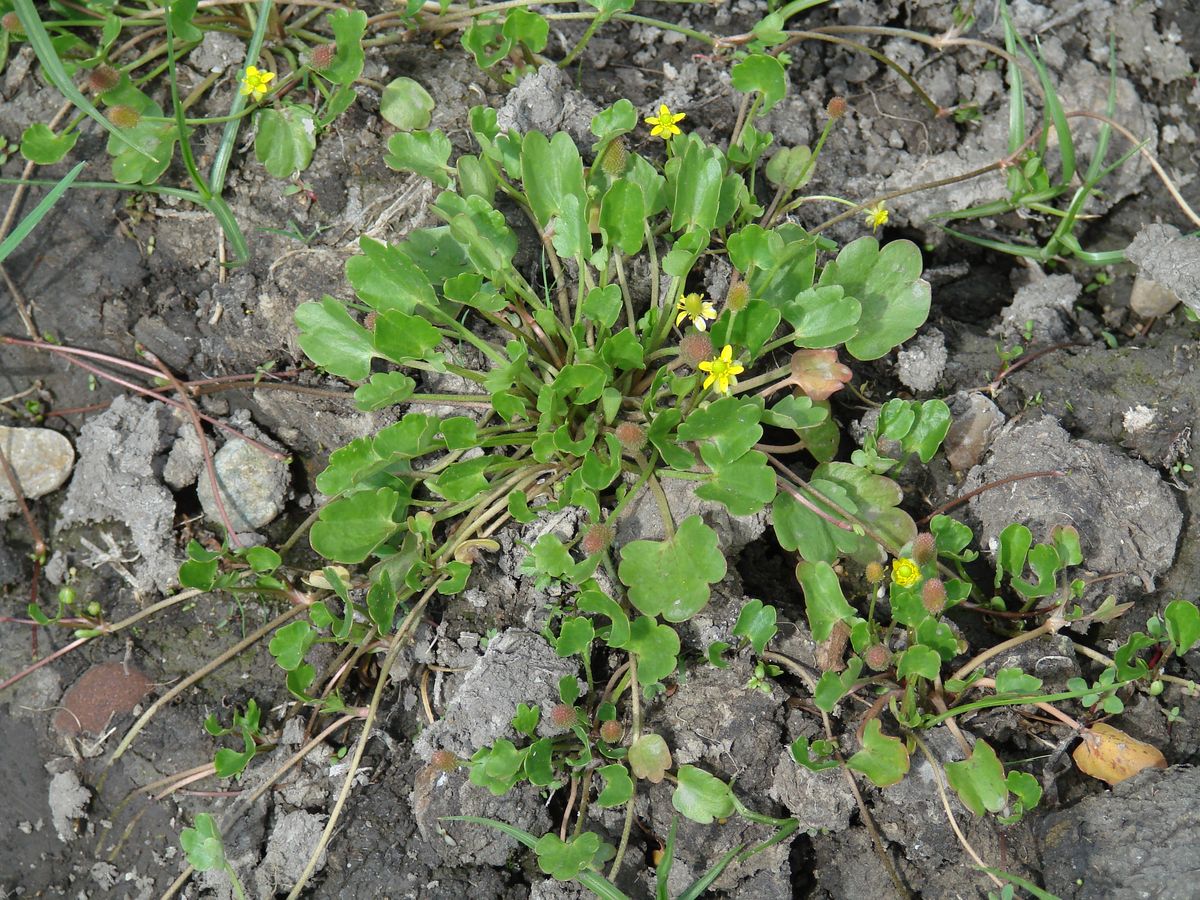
108 105 141 128
726 279 750 313
614 421 646 452
599 720 623 743
922 578 947 615
549 704 577 730
600 139 628 178
430 749 459 771
826 96 847 119
865 561 885 584
581 523 614 555
912 532 936 565
679 331 713 369
309 42 336 70
863 643 891 671
89 65 120 93
2 12 23 34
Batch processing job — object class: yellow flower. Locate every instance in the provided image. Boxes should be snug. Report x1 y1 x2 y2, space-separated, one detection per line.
891 557 921 588
675 292 717 331
698 344 745 395
240 65 276 102
645 104 685 140
864 201 889 232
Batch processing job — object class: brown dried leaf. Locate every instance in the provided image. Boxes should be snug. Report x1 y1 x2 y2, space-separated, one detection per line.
1072 722 1167 785
790 349 853 402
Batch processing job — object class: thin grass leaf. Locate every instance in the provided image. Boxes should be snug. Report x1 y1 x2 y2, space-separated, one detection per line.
209 0 273 194
0 161 84 264
1018 34 1075 186
1001 4 1025 158
655 816 678 900
206 194 250 267
1083 34 1117 185
979 868 1062 900
938 225 1048 261
677 843 745 900
13 0 151 160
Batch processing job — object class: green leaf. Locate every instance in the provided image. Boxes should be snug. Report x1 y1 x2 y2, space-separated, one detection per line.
696 449 777 516
667 137 723 232
254 104 316 177
1010 543 1061 599
672 765 734 824
310 488 403 563
380 77 434 130
373 309 443 363
20 123 78 165
730 53 787 112
779 285 861 349
733 600 778 655
324 8 367 85
525 737 555 786
367 571 398 634
790 737 839 772
590 98 637 151
765 145 813 190
295 296 375 381
996 524 1030 587
355 372 416 411
931 515 977 562
1006 770 1042 813
597 764 634 808
1165 600 1200 655
180 813 226 871
384 130 453 187
522 130 588 234
618 516 725 622
436 192 518 276
945 739 1007 816
556 616 595 657
468 739 527 795
578 586 631 648
582 284 623 330
625 616 681 685
108 119 177 185
845 720 909 788
796 560 855 642
896 645 941 682
269 620 316 671
677 395 763 461
819 237 931 361
600 180 646 255
813 657 862 713
629 733 673 783
535 831 603 881
348 236 440 312
512 702 540 736
504 8 548 51
994 668 1042 694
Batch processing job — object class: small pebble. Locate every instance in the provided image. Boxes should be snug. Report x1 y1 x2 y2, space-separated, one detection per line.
0 426 75 502
196 438 290 531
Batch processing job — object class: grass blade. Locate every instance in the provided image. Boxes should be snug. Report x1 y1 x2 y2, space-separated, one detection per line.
209 0 273 194
13 0 152 160
0 161 84 264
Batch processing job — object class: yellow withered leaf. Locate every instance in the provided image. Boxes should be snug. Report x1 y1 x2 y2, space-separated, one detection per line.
1072 723 1167 785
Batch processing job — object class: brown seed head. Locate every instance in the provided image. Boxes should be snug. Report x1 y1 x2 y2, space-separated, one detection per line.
726 279 750 313
309 42 336 70
614 421 646 453
601 139 628 178
865 561 885 584
679 331 713 369
108 105 141 128
89 65 120 93
599 720 623 743
2 12 23 33
826 96 847 119
581 523 614 556
430 749 458 771
549 704 577 730
912 532 936 565
863 643 891 671
922 578 947 615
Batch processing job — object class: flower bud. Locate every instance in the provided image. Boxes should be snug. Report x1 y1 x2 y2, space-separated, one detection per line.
600 139 628 178
865 561 885 584
922 578 947 615
912 532 936 565
863 643 891 671
826 96 847 119
549 704 577 730
581 523 614 555
309 42 336 70
89 65 120 93
430 750 459 771
599 720 623 743
2 12 23 34
679 331 713 369
726 279 750 313
108 105 141 128
614 421 646 453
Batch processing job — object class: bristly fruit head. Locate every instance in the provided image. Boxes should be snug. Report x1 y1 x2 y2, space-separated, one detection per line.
581 523 614 555
921 578 947 615
863 643 891 671
89 65 120 93
826 96 848 119
614 421 646 453
309 42 336 70
430 750 458 771
600 139 628 178
726 279 750 313
865 561 885 584
1 12 23 33
912 532 936 565
108 106 141 128
599 720 623 743
679 331 713 369
549 704 577 730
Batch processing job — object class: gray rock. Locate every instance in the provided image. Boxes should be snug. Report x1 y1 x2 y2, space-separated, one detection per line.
496 65 599 151
196 437 290 531
943 392 1005 473
162 423 203 490
413 629 582 760
1129 274 1180 319
0 425 75 506
1125 224 1200 314
895 328 947 392
253 810 327 895
55 396 179 592
996 273 1080 343
768 749 856 833
1041 766 1200 900
962 416 1182 605
47 770 90 843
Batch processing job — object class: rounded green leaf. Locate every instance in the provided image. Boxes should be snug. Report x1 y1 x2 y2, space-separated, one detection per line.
295 296 375 381
730 53 788 112
309 487 403 563
945 739 1007 816
384 130 453 187
733 599 778 655
534 832 602 880
628 733 672 783
599 180 646 255
1165 600 1200 655
618 516 725 621
555 616 595 657
380 77 434 130
20 123 78 165
895 645 940 682
671 765 734 824
845 719 909 788
254 105 317 178
625 616 680 685
796 560 855 642
596 764 634 808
